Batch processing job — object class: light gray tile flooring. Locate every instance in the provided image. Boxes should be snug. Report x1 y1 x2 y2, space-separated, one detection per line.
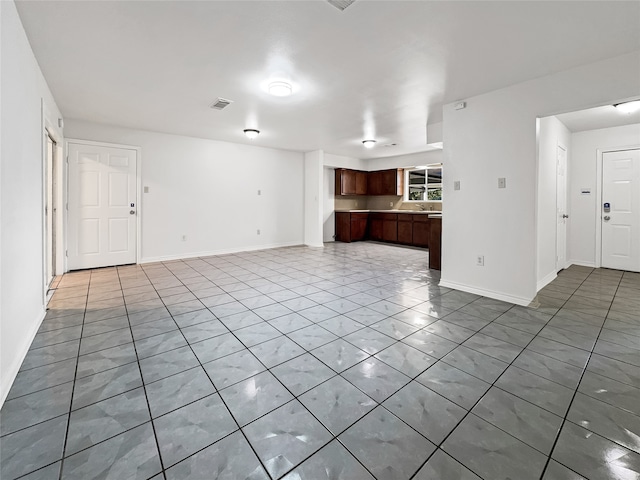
1 242 639 479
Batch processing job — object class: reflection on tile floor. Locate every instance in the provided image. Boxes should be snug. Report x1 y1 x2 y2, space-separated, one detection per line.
1 242 640 479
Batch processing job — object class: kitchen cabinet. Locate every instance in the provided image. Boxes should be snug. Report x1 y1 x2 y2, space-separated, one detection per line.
369 214 383 241
412 215 430 248
335 168 403 196
429 217 442 270
335 212 369 242
350 213 368 241
335 169 356 195
355 171 367 195
335 169 368 196
397 216 413 244
381 213 398 242
368 169 404 196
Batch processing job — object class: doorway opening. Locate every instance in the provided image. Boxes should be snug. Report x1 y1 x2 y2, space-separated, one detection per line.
44 131 57 293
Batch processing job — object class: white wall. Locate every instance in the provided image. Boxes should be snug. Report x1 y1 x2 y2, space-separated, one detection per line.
364 150 443 171
303 150 324 247
441 51 640 305
1 0 64 405
569 123 640 266
65 120 304 262
537 116 571 290
323 152 364 170
323 167 336 242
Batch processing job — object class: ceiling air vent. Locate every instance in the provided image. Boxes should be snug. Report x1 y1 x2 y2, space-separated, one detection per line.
210 97 233 110
327 0 356 11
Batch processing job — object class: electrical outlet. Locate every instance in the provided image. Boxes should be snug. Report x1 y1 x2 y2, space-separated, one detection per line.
390 202 393 208
182 235 187 241
476 255 484 266
355 201 358 207
257 189 261 196
143 186 149 193
454 180 460 191
498 177 506 189
257 229 261 235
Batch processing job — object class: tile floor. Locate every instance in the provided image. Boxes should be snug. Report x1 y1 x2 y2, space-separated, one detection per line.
1 242 639 480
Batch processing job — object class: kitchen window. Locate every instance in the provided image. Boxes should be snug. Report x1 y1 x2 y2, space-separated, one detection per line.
405 164 442 202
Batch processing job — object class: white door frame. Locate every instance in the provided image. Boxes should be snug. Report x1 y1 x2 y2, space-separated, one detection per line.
65 138 142 271
556 142 568 271
595 144 640 268
42 104 64 304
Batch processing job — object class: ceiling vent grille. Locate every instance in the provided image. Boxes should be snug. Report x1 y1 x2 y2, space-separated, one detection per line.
210 97 233 110
327 0 356 11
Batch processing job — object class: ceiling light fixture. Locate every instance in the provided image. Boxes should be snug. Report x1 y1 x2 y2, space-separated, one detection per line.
268 81 293 97
243 129 260 139
362 140 376 148
614 100 640 114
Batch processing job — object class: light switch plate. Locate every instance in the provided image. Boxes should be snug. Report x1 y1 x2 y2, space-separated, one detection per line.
454 181 460 191
498 177 506 189
143 186 149 193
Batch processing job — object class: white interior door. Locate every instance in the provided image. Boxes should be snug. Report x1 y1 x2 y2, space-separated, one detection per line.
68 143 137 270
602 149 640 272
556 144 568 271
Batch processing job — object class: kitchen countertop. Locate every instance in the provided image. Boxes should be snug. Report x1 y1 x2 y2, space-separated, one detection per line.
335 209 442 215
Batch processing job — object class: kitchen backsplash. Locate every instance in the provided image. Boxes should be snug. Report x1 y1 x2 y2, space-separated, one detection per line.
335 195 442 211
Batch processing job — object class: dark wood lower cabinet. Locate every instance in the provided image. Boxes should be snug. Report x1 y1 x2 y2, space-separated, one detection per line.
412 216 430 248
350 214 368 241
382 214 398 242
429 217 442 270
335 212 351 242
335 212 441 270
397 219 412 244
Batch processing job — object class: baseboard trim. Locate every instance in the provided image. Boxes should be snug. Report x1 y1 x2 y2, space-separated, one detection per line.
438 280 533 307
0 308 46 408
140 242 304 264
536 271 557 292
568 260 596 268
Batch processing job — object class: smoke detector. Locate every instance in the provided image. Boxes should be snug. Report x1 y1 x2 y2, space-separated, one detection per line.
327 0 356 11
210 97 234 110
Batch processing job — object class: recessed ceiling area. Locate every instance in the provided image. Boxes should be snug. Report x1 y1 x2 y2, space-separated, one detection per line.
15 1 640 159
555 102 640 133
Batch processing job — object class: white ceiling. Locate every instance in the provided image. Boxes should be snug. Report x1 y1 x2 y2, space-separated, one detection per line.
16 1 640 159
555 104 640 133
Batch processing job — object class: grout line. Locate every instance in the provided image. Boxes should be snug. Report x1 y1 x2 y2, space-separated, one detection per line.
9 249 638 480
56 269 91 480
538 268 625 479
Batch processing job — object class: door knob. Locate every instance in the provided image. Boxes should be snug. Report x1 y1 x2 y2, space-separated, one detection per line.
604 216 610 221
562 214 569 218
130 210 136 215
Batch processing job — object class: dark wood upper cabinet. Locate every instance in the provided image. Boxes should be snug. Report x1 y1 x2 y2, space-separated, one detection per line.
367 169 403 196
381 169 404 196
336 169 368 196
355 171 367 195
335 168 403 196
335 169 356 195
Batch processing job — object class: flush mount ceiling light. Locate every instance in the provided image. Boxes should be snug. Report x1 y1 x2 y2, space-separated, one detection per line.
268 81 292 97
243 129 260 139
614 100 640 114
362 140 376 148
